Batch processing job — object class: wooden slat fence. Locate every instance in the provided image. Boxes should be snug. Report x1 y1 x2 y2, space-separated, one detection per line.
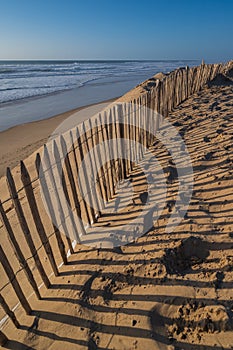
0 60 231 345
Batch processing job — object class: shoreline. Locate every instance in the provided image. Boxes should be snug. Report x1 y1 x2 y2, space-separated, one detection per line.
0 71 164 132
0 97 117 179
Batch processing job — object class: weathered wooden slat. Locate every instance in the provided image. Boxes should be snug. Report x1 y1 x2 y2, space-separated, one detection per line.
102 111 115 198
76 124 96 224
60 135 86 237
0 200 41 299
69 130 90 228
123 102 131 176
111 105 121 182
148 91 154 147
93 118 108 204
86 118 105 213
131 100 137 164
0 293 20 328
81 123 101 219
142 94 148 149
116 104 127 179
79 123 99 219
106 109 118 194
137 96 144 161
0 245 31 315
97 113 112 201
6 167 50 289
110 108 119 189
20 161 59 277
181 69 186 102
35 154 67 265
145 93 151 148
50 141 75 253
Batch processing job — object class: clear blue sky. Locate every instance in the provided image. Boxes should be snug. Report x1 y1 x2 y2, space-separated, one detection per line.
0 0 232 61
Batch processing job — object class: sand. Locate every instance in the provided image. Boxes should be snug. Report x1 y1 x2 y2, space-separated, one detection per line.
0 77 233 349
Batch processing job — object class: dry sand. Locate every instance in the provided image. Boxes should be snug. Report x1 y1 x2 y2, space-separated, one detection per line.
0 78 233 349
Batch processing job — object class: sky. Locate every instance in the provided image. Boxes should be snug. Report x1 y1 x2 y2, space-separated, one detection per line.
0 0 232 61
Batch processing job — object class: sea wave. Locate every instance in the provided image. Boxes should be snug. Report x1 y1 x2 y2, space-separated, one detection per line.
0 60 199 104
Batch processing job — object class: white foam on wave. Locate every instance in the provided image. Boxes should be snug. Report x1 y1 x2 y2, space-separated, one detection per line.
0 60 199 104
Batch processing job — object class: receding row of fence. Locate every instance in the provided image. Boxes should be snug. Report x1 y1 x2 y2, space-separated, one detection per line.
0 60 232 345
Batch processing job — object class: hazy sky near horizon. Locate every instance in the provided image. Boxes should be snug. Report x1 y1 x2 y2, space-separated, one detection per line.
0 0 232 61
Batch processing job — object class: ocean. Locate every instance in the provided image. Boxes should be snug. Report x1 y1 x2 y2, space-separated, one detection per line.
0 60 199 131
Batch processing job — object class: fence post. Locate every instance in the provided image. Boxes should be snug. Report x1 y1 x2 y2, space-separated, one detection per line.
60 134 86 236
137 96 144 161
35 154 68 265
69 130 90 229
102 111 115 199
116 104 127 179
123 102 131 176
112 105 121 181
51 140 76 251
88 118 106 212
105 109 117 195
130 100 137 164
76 124 96 224
81 122 102 219
97 113 112 201
6 167 50 289
93 118 108 204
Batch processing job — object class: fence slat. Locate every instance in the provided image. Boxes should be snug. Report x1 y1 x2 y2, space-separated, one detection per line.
102 111 115 198
82 123 101 219
111 106 121 183
69 130 90 229
53 139 80 243
76 125 95 225
115 104 126 180
93 118 108 204
106 109 118 188
0 293 20 328
87 119 105 212
35 154 67 265
97 114 112 201
0 245 31 315
6 168 50 289
0 200 41 299
20 161 59 277
48 142 75 253
123 102 131 176
53 139 78 247
60 135 86 237
136 98 143 163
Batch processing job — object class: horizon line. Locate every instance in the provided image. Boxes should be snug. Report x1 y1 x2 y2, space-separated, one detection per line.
0 58 201 62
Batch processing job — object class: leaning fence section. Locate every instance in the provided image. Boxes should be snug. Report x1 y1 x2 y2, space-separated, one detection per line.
0 60 231 345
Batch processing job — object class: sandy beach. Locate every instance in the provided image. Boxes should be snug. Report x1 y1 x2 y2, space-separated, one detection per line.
0 65 232 349
1 0 232 347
